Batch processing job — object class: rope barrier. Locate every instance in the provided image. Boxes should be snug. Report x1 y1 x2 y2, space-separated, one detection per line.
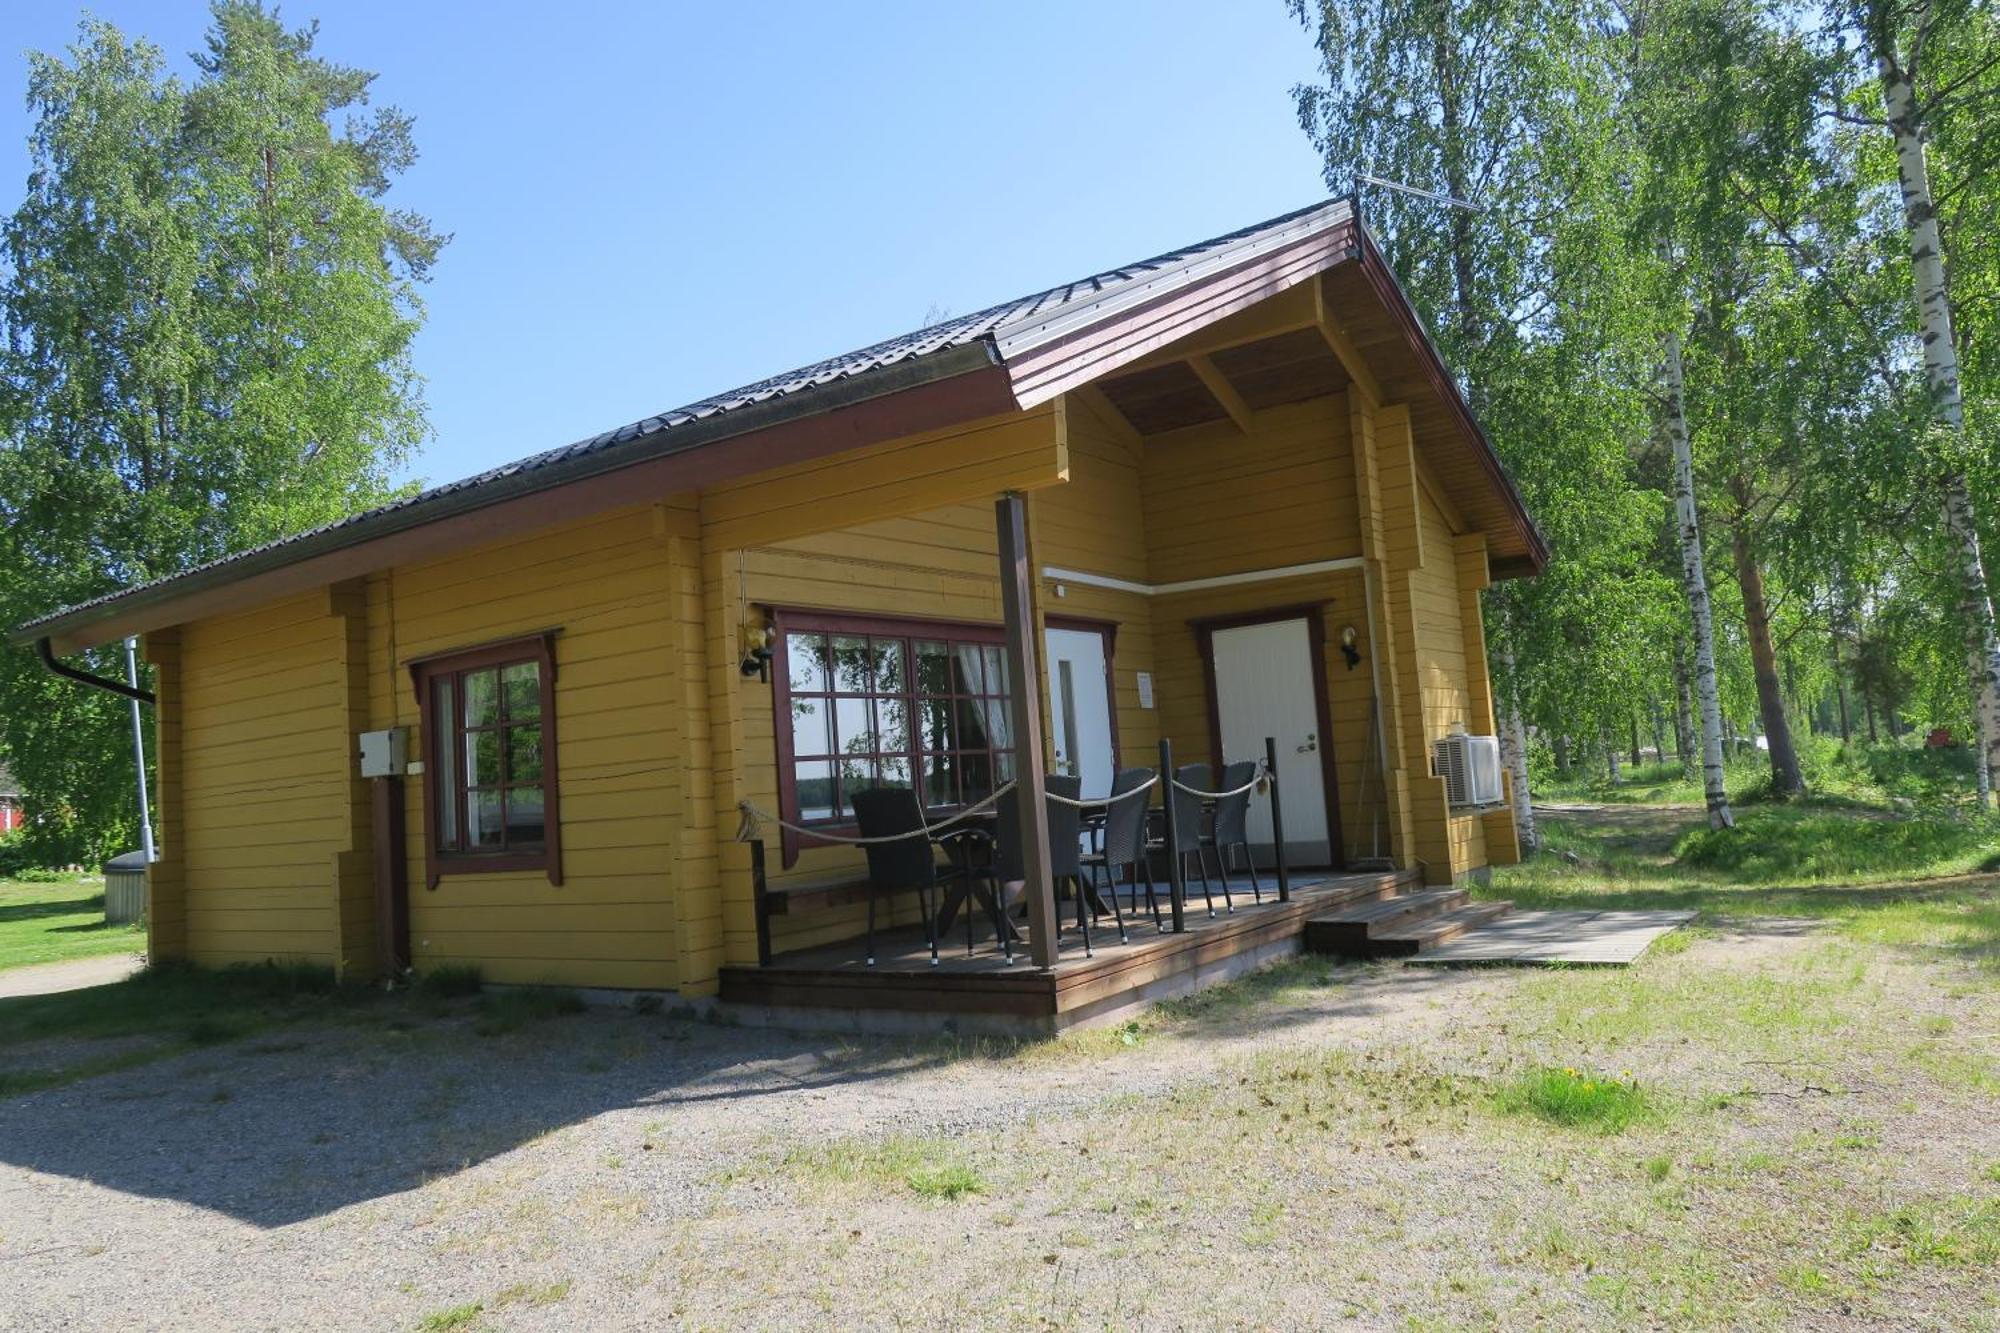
733 769 1167 843
736 783 1016 845
1041 774 1159 809
732 757 1279 844
1167 761 1274 801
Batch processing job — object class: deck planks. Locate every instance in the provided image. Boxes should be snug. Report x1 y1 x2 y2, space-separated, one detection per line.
718 870 1417 1028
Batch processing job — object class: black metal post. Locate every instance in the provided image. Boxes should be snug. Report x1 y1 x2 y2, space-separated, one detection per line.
1159 737 1186 933
1265 736 1291 903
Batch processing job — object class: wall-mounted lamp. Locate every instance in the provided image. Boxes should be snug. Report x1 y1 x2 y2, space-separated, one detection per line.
740 618 774 682
1339 624 1362 670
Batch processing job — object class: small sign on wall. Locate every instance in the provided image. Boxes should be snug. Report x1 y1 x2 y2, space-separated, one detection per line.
1136 671 1155 709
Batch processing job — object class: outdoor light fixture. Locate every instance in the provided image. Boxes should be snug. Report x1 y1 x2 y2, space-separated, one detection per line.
1339 624 1362 670
740 619 774 682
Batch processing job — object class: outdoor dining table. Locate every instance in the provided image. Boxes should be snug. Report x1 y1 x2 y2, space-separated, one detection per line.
927 785 1205 944
929 812 1010 940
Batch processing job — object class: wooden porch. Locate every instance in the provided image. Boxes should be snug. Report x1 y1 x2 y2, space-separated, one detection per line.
717 866 1420 1035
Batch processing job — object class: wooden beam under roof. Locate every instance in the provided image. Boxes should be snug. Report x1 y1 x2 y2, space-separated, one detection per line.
1312 276 1385 410
1113 282 1321 377
1187 355 1255 434
1067 384 1142 446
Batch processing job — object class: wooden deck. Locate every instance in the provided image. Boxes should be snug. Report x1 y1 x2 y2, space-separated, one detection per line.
718 867 1422 1034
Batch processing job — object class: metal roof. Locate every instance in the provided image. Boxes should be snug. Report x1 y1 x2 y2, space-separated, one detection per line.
16 199 1354 645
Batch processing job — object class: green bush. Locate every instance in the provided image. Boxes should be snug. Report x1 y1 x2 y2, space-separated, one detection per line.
1675 807 2000 883
0 831 41 877
1858 743 1979 809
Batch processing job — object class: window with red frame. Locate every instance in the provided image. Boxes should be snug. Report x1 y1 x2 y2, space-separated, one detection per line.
412 634 561 886
774 614 1015 842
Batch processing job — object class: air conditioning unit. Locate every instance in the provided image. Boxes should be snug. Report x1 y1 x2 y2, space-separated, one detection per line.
1433 730 1503 807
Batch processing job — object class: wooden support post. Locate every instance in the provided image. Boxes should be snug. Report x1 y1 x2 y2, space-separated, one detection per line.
1160 737 1187 933
1266 736 1292 903
371 775 410 979
997 492 1059 968
750 839 772 967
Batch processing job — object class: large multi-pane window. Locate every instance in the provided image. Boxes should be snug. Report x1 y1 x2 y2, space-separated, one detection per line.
413 634 561 886
773 612 1014 858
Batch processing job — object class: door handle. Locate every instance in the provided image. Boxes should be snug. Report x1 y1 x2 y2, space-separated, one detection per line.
1297 733 1318 754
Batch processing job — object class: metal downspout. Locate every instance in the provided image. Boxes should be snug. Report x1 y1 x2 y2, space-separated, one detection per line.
35 636 156 705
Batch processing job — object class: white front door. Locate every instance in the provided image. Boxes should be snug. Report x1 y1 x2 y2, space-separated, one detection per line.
1210 617 1333 865
1045 626 1115 799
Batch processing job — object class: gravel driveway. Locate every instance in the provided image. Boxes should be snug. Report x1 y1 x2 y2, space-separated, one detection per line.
0 958 1489 1332
2 905 1992 1331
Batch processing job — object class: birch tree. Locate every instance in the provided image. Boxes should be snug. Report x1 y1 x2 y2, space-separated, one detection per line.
0 3 441 861
1289 0 1652 848
1662 329 1736 827
1843 0 2000 804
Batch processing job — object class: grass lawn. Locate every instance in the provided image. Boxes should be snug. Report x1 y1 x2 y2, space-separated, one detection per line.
0 873 145 972
3 798 1996 1329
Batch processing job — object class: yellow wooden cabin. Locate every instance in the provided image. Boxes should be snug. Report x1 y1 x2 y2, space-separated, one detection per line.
16 199 1545 1032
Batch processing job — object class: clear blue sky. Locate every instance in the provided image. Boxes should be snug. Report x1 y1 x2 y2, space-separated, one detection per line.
5 2 1331 490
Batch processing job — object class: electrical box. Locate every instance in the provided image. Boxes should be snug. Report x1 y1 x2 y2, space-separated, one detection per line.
358 727 409 778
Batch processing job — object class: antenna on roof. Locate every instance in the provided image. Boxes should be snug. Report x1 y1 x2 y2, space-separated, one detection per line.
1353 172 1483 214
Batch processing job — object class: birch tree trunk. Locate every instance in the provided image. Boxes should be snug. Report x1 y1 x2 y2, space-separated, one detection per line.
1495 637 1539 852
1664 330 1735 828
1878 43 2000 809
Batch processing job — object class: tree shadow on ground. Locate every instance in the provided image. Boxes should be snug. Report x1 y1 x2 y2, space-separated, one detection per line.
0 892 106 924
0 951 1446 1229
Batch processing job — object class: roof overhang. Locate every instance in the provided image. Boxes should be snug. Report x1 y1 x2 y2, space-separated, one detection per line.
20 345 1014 654
1333 227 1549 579
17 197 1544 655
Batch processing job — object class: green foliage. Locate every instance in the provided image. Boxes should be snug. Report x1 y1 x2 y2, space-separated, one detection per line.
417 963 485 999
905 1162 987 1201
415 1304 484 1332
1495 1067 1658 1133
0 831 73 879
1288 0 2000 807
472 986 585 1036
1674 808 2000 883
0 3 439 864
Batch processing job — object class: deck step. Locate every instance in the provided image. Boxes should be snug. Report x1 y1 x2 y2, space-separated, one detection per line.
1369 900 1515 957
1301 887 1468 955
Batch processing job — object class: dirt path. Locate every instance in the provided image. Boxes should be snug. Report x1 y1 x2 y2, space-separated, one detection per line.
0 951 144 1000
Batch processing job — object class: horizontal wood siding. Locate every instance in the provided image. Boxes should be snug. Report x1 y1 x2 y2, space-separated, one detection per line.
178 591 348 967
734 503 1007 958
693 407 1068 974
1140 396 1359 586
375 504 685 991
1035 393 1159 766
